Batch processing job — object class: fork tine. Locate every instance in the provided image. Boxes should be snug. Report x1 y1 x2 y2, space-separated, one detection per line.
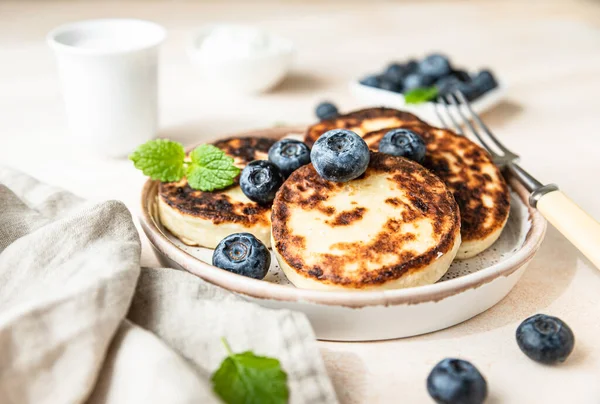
436 96 464 135
446 94 498 157
446 93 501 157
454 91 518 158
433 100 450 128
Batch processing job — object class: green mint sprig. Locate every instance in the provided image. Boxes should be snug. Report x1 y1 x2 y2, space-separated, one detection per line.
129 140 240 192
211 337 289 404
404 86 439 104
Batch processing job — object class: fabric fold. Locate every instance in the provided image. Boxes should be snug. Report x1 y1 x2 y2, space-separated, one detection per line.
0 166 337 404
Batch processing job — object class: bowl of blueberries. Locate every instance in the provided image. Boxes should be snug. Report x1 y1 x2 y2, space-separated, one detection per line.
350 53 505 122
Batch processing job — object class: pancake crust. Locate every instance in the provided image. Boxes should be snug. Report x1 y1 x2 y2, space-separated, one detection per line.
158 137 276 248
304 107 425 146
363 123 510 258
272 152 461 290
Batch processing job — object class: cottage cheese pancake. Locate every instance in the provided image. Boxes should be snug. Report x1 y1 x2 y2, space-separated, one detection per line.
363 123 510 258
304 107 425 146
271 152 461 291
158 137 276 248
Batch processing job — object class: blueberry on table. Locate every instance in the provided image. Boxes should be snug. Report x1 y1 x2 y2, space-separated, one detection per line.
473 69 498 94
403 73 435 92
418 53 452 79
315 101 339 120
516 314 575 364
383 63 406 84
427 358 488 404
212 233 271 280
240 160 285 205
268 139 311 177
311 129 370 182
359 75 381 88
378 129 426 164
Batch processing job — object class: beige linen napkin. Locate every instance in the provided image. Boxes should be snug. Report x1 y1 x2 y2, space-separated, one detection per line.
0 166 337 404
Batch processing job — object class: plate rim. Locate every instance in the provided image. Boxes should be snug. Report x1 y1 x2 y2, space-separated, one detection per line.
139 126 547 308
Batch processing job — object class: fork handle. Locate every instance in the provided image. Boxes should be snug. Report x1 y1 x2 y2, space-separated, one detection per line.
536 190 600 269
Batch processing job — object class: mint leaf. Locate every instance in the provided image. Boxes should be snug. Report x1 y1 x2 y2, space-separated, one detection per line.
186 144 240 191
212 338 289 404
129 139 185 182
404 86 439 104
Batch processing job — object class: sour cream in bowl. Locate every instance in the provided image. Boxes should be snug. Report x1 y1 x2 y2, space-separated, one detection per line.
188 24 294 94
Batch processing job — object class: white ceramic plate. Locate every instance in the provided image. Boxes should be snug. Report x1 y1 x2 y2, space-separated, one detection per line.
349 81 507 124
139 127 546 341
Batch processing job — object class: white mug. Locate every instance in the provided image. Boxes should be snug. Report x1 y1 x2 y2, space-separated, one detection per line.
47 19 166 157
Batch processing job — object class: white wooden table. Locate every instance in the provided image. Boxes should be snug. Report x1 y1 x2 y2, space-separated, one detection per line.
1 1 600 402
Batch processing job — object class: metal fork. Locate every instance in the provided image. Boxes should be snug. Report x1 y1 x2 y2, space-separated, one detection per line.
434 90 600 270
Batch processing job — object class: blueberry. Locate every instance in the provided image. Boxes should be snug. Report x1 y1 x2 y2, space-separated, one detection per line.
311 129 370 182
212 233 270 280
451 69 471 82
383 63 406 84
435 76 462 96
378 129 426 164
456 82 483 101
315 101 339 120
239 160 284 204
360 75 381 88
472 70 498 94
436 79 481 102
403 73 436 92
404 59 419 74
516 314 575 364
268 139 311 177
427 358 488 404
419 53 452 79
379 78 402 93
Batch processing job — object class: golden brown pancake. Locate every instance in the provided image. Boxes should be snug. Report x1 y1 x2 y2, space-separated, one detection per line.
271 152 461 291
363 123 510 258
158 137 276 248
304 107 425 146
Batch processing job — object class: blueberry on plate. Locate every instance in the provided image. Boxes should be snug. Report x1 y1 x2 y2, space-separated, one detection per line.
435 76 462 96
456 82 483 101
268 139 311 177
472 69 498 94
403 73 436 92
240 160 285 205
427 358 488 404
378 129 426 164
404 59 419 74
315 101 339 120
437 80 481 102
379 78 402 93
360 75 381 88
383 63 406 84
418 53 452 79
450 69 471 82
212 233 271 280
311 129 370 182
516 314 575 364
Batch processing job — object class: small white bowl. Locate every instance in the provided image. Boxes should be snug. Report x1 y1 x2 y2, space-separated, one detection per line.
350 79 507 124
188 24 294 94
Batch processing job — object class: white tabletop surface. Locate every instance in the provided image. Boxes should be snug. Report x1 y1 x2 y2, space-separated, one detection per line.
1 1 600 402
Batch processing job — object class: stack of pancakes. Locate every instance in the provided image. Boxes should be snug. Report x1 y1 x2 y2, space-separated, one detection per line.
158 108 510 291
